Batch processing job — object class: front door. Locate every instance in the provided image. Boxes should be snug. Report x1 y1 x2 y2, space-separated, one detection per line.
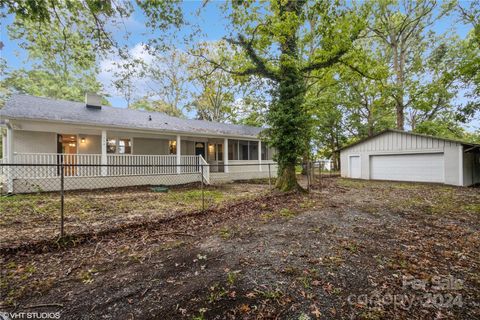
195 142 205 158
57 134 78 176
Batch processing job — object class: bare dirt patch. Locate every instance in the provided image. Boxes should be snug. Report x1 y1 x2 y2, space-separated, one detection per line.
0 183 269 249
1 177 479 319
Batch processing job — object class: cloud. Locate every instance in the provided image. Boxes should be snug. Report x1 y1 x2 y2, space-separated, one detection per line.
98 43 155 104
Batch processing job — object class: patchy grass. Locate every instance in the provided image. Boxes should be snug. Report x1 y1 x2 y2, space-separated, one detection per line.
218 226 238 240
335 178 479 219
166 189 224 204
279 208 298 219
0 183 269 249
1 178 479 319
463 203 480 214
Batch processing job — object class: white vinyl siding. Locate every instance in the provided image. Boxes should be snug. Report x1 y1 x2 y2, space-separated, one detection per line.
13 130 57 154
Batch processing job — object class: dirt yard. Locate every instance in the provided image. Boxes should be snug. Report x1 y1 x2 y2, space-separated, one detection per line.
1 177 479 319
0 183 270 249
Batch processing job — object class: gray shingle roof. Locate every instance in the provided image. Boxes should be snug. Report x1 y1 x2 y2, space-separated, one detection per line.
0 94 263 138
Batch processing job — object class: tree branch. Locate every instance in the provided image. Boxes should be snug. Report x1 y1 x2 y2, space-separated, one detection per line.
225 35 279 81
191 51 275 80
301 48 349 73
339 59 381 81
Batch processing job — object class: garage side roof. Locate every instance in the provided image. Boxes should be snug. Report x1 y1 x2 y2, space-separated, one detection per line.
0 94 264 138
338 129 480 151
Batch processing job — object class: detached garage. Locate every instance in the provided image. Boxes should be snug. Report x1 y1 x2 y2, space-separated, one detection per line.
340 129 480 187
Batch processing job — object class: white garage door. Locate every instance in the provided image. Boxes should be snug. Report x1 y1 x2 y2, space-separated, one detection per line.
370 153 444 183
349 156 361 178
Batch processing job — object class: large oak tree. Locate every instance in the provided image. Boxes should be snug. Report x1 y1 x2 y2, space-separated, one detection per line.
203 0 366 191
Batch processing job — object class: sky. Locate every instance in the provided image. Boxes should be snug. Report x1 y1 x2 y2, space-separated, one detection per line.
0 1 478 131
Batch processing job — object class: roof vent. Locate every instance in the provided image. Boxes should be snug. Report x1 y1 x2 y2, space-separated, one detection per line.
85 92 102 110
148 115 152 121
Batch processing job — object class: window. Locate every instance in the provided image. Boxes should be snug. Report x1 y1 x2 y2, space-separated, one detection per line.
118 139 131 154
217 143 223 161
208 143 216 161
249 141 258 160
107 137 132 154
228 140 238 160
169 140 177 154
227 140 263 160
239 140 249 160
107 138 117 154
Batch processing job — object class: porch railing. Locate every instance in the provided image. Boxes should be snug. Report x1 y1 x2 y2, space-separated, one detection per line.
199 155 210 184
11 153 204 178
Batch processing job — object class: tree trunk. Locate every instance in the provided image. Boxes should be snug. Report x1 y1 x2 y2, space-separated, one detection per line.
301 153 308 175
367 108 374 137
275 163 303 192
270 0 307 192
329 151 338 171
396 103 404 130
392 41 405 130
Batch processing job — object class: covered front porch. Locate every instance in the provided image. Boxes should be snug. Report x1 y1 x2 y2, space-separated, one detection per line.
1 124 277 193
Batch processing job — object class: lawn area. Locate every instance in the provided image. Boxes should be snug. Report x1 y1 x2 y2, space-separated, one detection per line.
0 183 270 249
0 177 479 319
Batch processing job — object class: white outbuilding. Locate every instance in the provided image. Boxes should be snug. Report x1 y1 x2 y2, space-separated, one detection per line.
339 129 480 187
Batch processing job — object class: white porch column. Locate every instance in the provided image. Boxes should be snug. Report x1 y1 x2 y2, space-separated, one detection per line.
101 129 107 176
258 140 262 171
6 125 13 164
224 138 229 173
2 130 8 162
176 135 181 174
6 125 14 193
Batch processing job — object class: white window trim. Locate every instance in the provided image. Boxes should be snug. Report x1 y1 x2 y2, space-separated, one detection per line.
107 136 133 154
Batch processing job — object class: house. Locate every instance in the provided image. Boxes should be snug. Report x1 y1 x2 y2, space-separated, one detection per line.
0 94 277 193
339 129 480 186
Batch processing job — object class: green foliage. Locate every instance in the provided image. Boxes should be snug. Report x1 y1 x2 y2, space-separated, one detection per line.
415 118 480 143
1 0 131 51
130 98 184 118
310 1 479 159
455 1 480 122
368 0 455 130
3 6 106 102
220 0 366 190
2 0 184 104
2 0 478 178
188 41 238 122
4 69 104 102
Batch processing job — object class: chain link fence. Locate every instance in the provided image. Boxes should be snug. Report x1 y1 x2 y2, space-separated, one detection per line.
0 160 335 246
